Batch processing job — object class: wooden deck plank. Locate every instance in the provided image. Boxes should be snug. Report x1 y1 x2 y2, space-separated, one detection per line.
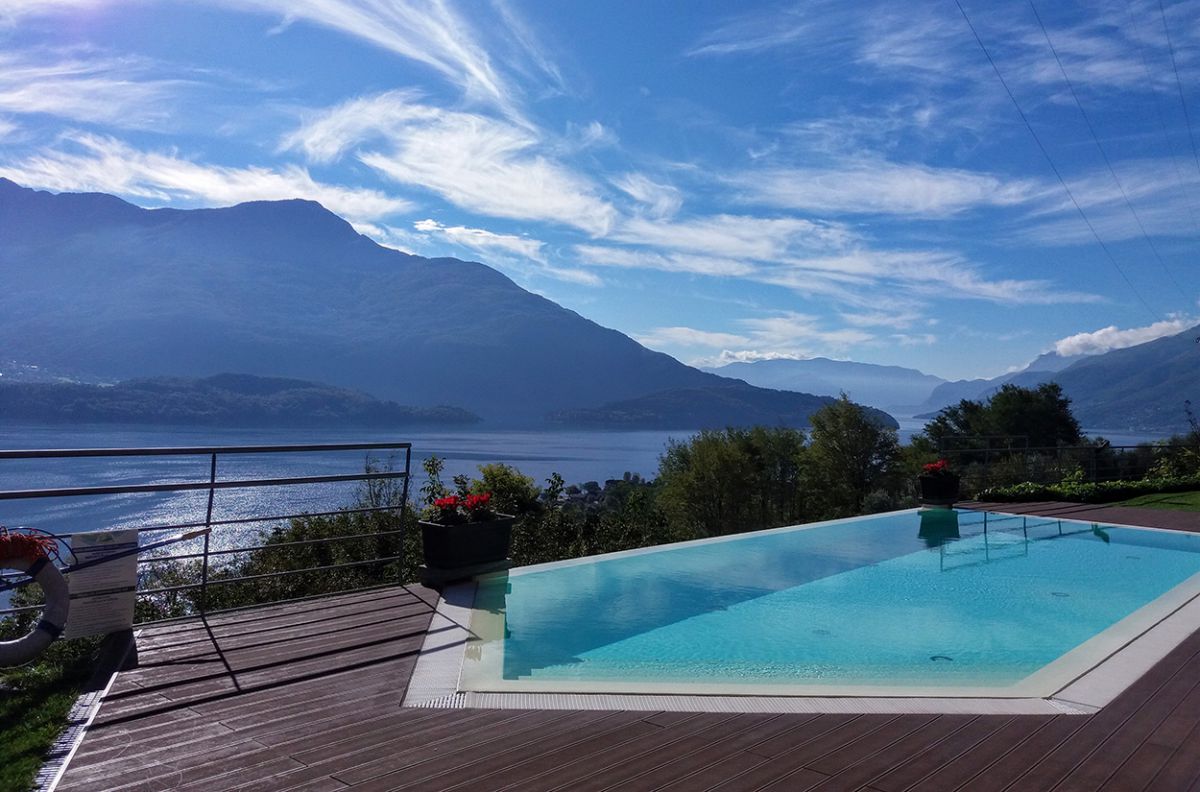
445 716 664 792
805 714 975 791
1141 718 1200 792
873 716 1036 792
497 714 730 792
1002 640 1200 792
601 715 811 792
383 711 646 792
51 554 1200 792
1098 674 1200 792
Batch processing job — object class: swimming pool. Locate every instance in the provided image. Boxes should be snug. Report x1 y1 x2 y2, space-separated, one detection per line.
459 509 1200 698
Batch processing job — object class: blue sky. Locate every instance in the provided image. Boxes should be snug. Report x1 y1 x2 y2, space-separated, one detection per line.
2 0 1198 380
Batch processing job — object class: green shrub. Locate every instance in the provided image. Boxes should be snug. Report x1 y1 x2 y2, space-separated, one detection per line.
980 473 1200 503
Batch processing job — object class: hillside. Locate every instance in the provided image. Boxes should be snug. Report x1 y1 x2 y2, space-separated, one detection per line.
0 179 854 426
548 383 899 430
915 327 1199 433
1049 325 1200 431
0 374 480 427
707 358 944 411
916 352 1083 415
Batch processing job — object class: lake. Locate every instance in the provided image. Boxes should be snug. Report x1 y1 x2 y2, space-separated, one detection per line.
0 421 1171 541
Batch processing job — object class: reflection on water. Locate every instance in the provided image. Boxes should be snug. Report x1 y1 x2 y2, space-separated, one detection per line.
918 508 960 548
0 424 691 544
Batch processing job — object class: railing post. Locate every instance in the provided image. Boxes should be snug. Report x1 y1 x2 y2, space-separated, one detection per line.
201 452 217 615
399 446 412 584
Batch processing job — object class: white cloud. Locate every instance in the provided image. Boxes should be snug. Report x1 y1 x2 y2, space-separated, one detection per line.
413 218 544 261
613 214 854 260
611 172 682 218
562 120 617 151
0 0 106 25
0 133 413 224
1052 317 1195 356
284 91 616 234
0 50 187 129
579 211 1102 308
224 0 545 119
685 6 821 57
839 310 923 329
412 218 600 286
641 311 877 367
635 327 751 349
724 160 1038 217
574 245 756 277
890 333 938 346
740 312 874 348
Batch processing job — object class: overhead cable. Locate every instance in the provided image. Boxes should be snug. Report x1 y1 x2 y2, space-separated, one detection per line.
954 0 1160 321
1030 0 1187 296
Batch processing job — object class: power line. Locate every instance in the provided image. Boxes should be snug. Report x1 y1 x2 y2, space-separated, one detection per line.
1124 0 1200 236
1159 0 1200 182
1029 0 1187 296
953 0 1160 321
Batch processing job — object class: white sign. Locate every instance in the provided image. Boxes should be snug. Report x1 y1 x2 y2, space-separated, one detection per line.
64 529 138 640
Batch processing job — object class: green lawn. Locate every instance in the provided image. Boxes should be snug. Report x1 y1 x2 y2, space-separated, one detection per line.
0 638 98 792
1120 490 1200 512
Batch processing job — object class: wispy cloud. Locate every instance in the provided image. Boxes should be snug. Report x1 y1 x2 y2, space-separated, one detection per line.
635 326 751 349
640 311 877 366
284 91 616 234
574 245 756 277
412 218 600 286
414 217 545 261
685 4 836 57
1052 316 1195 356
226 0 555 120
1020 157 1200 243
612 214 854 260
0 133 413 223
581 213 1101 308
723 160 1040 217
0 49 187 129
611 172 683 218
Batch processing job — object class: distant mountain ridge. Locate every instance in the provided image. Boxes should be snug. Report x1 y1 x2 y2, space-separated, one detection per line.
914 331 1199 433
0 373 480 427
0 179 887 430
706 357 945 412
549 382 899 430
915 351 1084 414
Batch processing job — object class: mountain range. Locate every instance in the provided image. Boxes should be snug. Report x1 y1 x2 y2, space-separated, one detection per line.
0 179 894 431
0 373 480 427
705 358 946 413
712 333 1198 433
5 178 1191 434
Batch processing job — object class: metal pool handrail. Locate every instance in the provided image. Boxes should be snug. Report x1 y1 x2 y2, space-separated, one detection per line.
0 440 412 624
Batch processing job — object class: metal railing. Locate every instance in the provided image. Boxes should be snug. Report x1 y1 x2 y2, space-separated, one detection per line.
0 441 412 624
935 442 1181 493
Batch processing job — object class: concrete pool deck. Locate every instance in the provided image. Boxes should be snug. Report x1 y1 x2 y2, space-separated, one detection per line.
52 501 1200 791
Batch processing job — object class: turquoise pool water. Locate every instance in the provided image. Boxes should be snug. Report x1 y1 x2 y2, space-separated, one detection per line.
463 510 1200 694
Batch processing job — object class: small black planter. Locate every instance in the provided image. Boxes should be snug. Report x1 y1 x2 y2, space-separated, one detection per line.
419 515 514 571
918 474 960 507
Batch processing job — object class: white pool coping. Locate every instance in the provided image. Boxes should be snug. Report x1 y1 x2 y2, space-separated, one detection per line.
401 510 1200 715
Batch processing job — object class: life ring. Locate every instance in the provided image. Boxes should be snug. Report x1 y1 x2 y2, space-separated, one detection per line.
0 555 70 667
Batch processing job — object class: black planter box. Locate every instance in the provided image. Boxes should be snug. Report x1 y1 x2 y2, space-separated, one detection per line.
918 474 960 506
419 516 514 571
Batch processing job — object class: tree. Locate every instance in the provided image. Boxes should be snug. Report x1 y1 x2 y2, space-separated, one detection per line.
656 426 807 536
804 395 900 517
920 383 1083 452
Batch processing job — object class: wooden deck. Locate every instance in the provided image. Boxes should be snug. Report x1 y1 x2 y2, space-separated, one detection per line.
55 503 1200 792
